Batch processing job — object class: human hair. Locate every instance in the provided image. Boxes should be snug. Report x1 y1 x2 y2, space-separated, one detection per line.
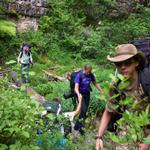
67 72 71 77
53 97 61 103
84 64 92 70
133 54 146 71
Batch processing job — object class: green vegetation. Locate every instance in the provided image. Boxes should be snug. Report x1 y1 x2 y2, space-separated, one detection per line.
0 20 16 37
0 0 150 149
0 78 41 149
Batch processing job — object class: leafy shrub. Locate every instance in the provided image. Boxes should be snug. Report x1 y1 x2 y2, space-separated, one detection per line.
107 109 150 149
35 83 53 96
0 20 16 37
0 78 41 149
103 74 150 148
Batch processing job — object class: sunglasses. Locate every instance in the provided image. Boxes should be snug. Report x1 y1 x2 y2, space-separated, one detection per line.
115 58 135 67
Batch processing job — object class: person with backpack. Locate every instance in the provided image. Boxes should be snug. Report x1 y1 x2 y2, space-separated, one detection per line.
95 44 150 150
18 43 33 83
74 64 103 135
64 69 81 110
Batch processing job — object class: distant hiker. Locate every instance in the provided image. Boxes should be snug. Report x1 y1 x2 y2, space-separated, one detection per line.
18 43 33 83
74 64 103 135
96 44 150 150
64 69 81 110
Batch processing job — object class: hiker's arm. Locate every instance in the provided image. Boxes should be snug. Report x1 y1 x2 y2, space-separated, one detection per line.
74 83 82 99
74 93 82 115
92 81 103 93
97 109 111 137
30 52 33 64
96 109 111 150
74 83 82 115
17 52 21 63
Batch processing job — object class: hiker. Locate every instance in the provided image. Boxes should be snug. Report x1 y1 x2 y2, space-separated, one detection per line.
18 43 33 83
64 69 81 110
74 64 103 135
95 44 150 150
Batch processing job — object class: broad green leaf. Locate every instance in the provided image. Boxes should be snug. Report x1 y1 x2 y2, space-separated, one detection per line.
21 131 30 138
143 137 150 144
5 60 16 65
0 144 8 150
29 71 36 76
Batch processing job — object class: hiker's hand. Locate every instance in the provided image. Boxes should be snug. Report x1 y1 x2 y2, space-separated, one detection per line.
63 111 76 121
95 139 104 150
30 61 33 65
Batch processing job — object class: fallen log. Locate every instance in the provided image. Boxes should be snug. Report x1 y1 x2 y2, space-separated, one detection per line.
48 65 60 71
26 87 47 104
43 70 66 81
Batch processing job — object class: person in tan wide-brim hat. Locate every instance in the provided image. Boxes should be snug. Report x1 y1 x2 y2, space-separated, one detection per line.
96 44 150 150
107 44 146 70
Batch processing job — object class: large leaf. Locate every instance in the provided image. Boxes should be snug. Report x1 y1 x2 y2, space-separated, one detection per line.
21 131 30 138
143 137 150 144
5 60 16 65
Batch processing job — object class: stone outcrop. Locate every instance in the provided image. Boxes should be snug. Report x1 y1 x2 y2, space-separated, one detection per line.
8 0 47 17
7 0 48 32
109 0 149 18
16 17 38 32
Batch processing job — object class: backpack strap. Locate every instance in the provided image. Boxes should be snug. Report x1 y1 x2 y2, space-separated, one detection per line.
78 71 93 83
19 51 23 58
79 71 83 83
19 51 31 58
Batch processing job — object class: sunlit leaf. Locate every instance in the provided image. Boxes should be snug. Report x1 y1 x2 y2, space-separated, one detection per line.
5 60 16 65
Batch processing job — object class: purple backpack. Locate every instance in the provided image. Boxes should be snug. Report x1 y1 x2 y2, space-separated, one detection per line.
131 37 150 66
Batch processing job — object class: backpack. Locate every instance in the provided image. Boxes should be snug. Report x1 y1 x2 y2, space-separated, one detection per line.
139 67 150 100
43 101 61 115
70 71 82 93
37 100 71 141
63 71 82 100
131 37 150 66
19 43 32 58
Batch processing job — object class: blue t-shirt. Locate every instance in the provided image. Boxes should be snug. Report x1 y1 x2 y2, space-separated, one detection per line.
74 71 96 94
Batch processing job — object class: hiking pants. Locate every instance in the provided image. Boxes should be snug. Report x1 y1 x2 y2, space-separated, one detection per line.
74 93 90 134
21 64 29 83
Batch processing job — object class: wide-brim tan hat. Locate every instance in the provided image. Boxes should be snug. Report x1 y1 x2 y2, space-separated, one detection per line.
107 44 145 63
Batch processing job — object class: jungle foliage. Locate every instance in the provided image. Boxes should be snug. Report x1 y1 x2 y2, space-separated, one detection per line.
0 0 150 149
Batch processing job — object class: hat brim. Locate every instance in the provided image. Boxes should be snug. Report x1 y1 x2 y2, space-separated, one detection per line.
107 52 144 63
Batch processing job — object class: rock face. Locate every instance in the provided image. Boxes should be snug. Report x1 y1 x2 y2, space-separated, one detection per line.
8 0 48 32
110 0 138 18
8 0 47 17
109 0 150 18
16 17 38 32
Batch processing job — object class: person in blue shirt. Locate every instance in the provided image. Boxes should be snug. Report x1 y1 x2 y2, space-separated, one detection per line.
74 64 103 135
